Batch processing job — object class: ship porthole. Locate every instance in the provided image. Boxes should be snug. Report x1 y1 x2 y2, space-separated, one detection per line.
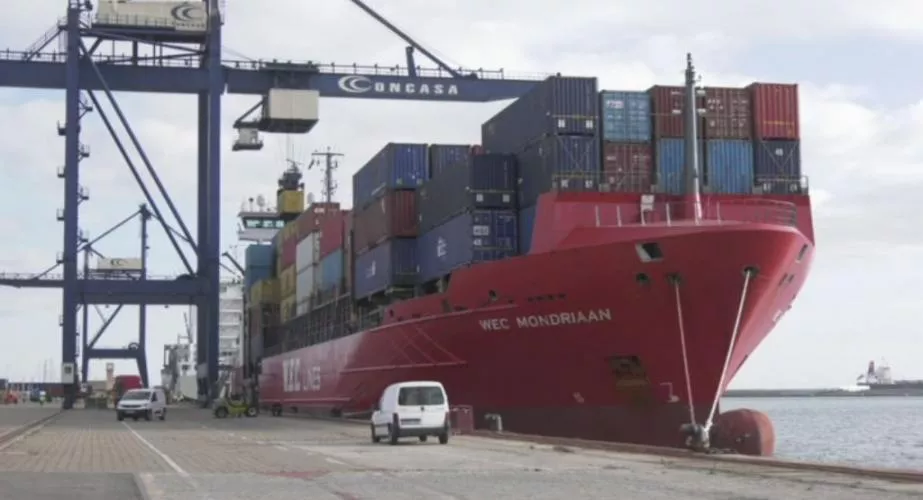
635 273 650 285
488 290 498 302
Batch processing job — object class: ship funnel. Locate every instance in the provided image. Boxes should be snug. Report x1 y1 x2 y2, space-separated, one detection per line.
867 360 875 376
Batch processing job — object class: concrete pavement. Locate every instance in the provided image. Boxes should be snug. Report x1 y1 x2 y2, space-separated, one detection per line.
0 406 920 499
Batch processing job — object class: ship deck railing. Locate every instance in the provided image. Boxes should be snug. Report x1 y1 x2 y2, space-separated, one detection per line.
549 173 802 228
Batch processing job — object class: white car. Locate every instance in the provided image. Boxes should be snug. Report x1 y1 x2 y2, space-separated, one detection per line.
116 387 167 422
370 381 451 445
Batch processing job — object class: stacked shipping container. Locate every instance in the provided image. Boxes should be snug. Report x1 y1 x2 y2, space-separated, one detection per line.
599 90 654 194
482 76 601 210
701 87 754 194
416 149 518 283
749 83 802 194
317 210 350 296
481 76 600 259
243 244 274 292
650 85 703 194
352 143 425 299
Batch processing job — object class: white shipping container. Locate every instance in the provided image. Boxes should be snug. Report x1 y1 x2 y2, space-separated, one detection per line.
266 89 319 121
296 264 317 310
296 232 320 271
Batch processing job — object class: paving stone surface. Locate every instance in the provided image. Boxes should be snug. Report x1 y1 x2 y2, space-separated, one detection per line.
0 406 919 499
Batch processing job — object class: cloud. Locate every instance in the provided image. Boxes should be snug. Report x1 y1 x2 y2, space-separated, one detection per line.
0 1 921 388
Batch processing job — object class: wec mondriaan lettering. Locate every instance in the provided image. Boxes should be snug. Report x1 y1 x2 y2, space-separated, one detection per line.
478 309 613 331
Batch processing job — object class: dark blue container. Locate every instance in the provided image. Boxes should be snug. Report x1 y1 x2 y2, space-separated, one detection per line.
416 210 517 283
518 205 537 255
352 238 417 299
244 265 273 292
481 76 599 154
245 244 274 269
417 153 517 233
319 249 344 291
754 140 801 179
352 143 428 209
600 90 652 142
655 138 704 195
428 144 474 178
704 140 754 194
517 134 601 209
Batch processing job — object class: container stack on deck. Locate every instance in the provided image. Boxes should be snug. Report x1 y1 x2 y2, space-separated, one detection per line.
649 85 704 195
599 90 654 194
481 76 601 254
275 222 298 323
351 143 426 301
749 83 802 194
243 244 280 360
416 145 519 287
241 77 803 362
295 203 338 316
701 86 755 194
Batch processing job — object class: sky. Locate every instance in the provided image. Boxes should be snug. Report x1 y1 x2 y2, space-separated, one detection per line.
1 0 922 389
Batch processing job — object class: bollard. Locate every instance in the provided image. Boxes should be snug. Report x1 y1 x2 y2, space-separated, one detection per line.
484 413 503 433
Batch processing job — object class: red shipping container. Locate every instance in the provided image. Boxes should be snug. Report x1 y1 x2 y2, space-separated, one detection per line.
318 210 350 259
749 83 799 140
703 87 751 139
280 237 297 268
296 202 341 241
601 142 653 193
649 85 704 139
353 190 418 253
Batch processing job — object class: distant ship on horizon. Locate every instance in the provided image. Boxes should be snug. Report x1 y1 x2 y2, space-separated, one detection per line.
856 360 923 395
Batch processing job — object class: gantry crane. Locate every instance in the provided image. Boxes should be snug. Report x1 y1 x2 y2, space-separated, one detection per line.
0 0 550 408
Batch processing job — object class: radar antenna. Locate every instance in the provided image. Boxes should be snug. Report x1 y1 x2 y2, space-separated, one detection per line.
308 147 344 204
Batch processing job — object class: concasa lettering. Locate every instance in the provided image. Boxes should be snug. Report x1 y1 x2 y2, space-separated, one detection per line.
337 75 459 96
478 308 613 331
282 358 321 393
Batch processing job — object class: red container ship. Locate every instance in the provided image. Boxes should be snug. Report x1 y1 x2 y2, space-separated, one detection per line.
241 55 814 456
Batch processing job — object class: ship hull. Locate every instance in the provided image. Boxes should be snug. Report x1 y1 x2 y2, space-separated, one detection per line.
258 205 813 451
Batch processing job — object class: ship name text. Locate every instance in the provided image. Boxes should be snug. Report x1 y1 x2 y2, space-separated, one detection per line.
282 358 321 393
478 308 613 331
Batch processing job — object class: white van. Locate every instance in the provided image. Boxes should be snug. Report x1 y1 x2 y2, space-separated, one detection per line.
370 381 450 445
116 387 167 422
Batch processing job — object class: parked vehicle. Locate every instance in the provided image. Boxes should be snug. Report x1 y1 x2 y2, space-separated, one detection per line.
370 381 451 445
115 387 167 422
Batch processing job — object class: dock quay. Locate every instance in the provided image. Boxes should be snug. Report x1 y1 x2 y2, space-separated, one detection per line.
0 405 920 499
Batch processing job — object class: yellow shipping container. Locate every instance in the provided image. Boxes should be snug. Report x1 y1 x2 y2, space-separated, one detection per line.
277 190 305 217
279 265 296 298
280 294 297 322
248 279 279 305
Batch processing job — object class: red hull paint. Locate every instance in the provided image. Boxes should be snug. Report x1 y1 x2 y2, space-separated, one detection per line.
258 192 814 450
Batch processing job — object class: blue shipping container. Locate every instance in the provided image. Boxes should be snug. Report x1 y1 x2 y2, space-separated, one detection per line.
417 153 517 233
319 249 344 291
518 205 537 255
352 143 428 209
352 238 417 299
704 140 754 194
245 244 274 269
429 144 473 178
518 134 601 209
416 210 518 283
753 140 801 179
244 265 273 292
600 90 652 142
481 76 599 154
655 138 704 195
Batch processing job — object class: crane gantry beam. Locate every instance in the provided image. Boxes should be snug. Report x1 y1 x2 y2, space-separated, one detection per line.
0 0 554 409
